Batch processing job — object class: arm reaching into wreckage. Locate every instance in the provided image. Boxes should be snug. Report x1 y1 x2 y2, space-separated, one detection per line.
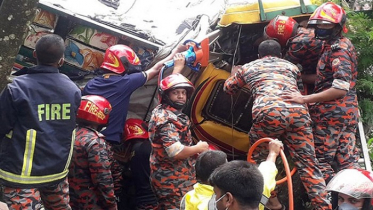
144 45 188 81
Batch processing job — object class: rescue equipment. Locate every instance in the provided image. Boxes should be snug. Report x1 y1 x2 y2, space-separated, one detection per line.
247 137 295 210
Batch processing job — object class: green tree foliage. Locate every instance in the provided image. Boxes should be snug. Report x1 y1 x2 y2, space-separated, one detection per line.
344 5 373 166
345 11 373 132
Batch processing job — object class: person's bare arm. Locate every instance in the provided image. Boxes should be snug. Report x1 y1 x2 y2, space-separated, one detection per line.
145 45 188 81
266 139 283 163
173 141 209 160
283 87 347 104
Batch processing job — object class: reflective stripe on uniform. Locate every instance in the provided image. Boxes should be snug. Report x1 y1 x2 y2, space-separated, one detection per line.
5 130 13 139
22 129 37 176
64 128 76 171
0 168 68 184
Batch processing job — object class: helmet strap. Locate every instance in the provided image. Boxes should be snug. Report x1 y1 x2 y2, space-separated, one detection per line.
315 26 342 40
162 94 186 110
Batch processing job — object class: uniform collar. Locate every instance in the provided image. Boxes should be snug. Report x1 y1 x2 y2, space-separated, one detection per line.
162 104 183 114
12 65 60 76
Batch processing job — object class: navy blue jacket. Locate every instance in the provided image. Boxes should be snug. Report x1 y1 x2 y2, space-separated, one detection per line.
0 65 81 188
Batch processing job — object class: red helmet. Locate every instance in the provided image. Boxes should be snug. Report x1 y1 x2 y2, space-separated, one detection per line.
308 2 347 28
100 44 142 74
77 95 112 125
123 118 149 141
158 73 195 103
326 169 373 200
264 15 299 47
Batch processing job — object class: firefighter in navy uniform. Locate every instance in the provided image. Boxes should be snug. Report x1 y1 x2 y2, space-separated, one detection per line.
68 95 117 210
284 2 360 183
0 34 81 210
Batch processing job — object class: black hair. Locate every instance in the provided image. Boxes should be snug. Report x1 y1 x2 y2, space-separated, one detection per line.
258 40 282 58
209 160 264 208
35 34 65 65
195 150 227 183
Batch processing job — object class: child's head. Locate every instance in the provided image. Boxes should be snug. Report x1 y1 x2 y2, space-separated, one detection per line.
195 150 227 184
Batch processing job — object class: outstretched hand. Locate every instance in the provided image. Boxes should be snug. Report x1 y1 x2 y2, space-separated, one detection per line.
173 53 186 74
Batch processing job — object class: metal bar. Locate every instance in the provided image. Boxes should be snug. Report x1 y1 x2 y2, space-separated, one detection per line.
299 0 307 13
358 121 372 171
258 0 267 21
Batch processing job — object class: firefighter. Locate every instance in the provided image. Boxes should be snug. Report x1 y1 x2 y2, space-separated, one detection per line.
284 2 360 183
82 44 188 199
326 169 373 210
121 118 158 210
82 44 187 146
264 15 325 94
0 34 81 210
148 72 209 210
68 95 117 210
224 40 331 210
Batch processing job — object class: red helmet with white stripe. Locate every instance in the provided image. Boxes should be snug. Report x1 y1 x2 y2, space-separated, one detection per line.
100 44 142 74
308 2 346 27
123 118 149 141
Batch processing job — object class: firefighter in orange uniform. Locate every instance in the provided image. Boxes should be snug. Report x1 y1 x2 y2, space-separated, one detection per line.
148 72 209 209
284 2 360 183
264 15 325 94
224 40 331 210
68 95 117 210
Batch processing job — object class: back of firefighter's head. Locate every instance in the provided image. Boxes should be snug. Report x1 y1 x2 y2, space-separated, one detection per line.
158 73 195 110
100 44 142 75
34 34 65 67
76 95 112 129
326 169 373 210
307 2 347 40
258 40 282 58
123 118 149 142
264 15 299 47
